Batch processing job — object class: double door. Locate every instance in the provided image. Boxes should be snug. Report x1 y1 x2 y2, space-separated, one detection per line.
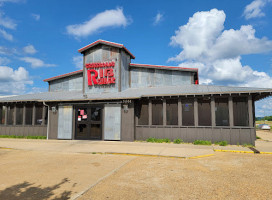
75 106 102 140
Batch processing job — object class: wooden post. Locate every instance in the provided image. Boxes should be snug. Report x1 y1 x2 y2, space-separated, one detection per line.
194 97 198 126
32 104 36 126
148 99 152 126
4 106 7 125
178 98 182 126
248 95 253 127
13 105 16 126
22 104 26 125
42 105 46 126
211 96 216 127
228 96 234 127
163 99 166 126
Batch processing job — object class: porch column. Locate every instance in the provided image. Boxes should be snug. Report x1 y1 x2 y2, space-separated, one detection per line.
22 104 26 125
228 96 234 127
194 97 198 126
211 96 216 127
163 99 166 126
178 98 182 126
42 105 46 126
248 95 253 127
148 99 152 126
4 106 7 125
32 104 36 126
13 105 16 126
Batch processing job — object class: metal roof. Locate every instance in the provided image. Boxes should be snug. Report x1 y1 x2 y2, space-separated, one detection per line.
43 70 83 82
130 63 198 72
0 85 271 103
78 39 135 59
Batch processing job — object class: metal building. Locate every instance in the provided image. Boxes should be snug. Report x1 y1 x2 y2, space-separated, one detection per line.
0 40 271 145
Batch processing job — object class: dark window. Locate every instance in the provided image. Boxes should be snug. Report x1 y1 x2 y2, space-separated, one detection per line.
7 105 14 125
198 98 211 126
182 99 194 126
166 99 178 125
16 104 23 125
152 99 163 125
233 97 249 126
35 105 43 125
0 106 6 125
25 104 33 125
138 100 149 125
215 98 229 126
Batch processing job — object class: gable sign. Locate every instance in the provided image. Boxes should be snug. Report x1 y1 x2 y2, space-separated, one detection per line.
86 61 116 86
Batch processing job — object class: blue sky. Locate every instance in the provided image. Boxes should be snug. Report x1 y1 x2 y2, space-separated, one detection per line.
0 0 272 116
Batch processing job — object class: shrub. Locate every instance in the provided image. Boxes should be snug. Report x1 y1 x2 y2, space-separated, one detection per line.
173 139 183 144
146 137 156 142
214 141 228 146
146 138 171 143
256 136 261 139
193 140 212 145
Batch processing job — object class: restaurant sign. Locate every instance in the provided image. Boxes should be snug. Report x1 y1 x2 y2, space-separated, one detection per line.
86 61 115 86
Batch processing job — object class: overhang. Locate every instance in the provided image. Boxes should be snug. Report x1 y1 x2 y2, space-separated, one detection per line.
43 70 83 82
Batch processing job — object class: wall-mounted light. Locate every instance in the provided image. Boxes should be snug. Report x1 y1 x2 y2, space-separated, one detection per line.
52 106 57 114
123 104 128 113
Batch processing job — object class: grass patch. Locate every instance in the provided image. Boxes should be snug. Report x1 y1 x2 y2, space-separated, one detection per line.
173 139 183 144
0 135 46 139
146 137 171 143
242 143 254 148
193 140 212 145
214 141 228 146
256 136 261 139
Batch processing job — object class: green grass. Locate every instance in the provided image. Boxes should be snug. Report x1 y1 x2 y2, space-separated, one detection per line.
193 140 212 145
173 139 183 144
146 138 172 143
256 136 261 139
242 143 254 148
214 141 228 146
0 135 46 139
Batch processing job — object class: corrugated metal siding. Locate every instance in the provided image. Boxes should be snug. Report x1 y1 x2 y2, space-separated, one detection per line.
121 50 131 91
49 74 83 92
130 67 192 88
57 105 73 139
104 104 121 140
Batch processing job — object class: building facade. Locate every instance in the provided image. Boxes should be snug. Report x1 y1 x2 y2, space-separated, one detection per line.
0 40 271 145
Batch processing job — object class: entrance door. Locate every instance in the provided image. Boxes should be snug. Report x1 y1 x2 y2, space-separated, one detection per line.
75 106 102 140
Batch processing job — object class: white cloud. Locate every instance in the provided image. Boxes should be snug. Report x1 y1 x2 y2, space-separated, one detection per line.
31 13 40 21
23 44 37 54
0 29 13 41
255 97 272 116
153 12 163 25
66 7 129 38
0 66 33 95
169 8 272 88
0 57 9 65
243 0 271 20
73 55 83 69
0 12 17 29
20 57 56 68
0 46 17 55
0 0 23 6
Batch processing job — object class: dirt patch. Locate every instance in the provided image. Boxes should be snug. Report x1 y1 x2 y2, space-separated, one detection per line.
81 153 272 200
257 130 272 141
0 149 133 200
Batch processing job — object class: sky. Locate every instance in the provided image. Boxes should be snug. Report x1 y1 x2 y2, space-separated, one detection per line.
0 0 271 116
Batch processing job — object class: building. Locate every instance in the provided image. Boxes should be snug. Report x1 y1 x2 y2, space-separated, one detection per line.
0 40 271 145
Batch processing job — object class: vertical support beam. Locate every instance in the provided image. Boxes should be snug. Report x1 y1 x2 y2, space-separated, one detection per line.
4 105 7 125
13 104 16 126
42 105 46 126
32 104 36 126
194 97 198 126
22 104 26 125
83 53 86 94
163 99 166 126
211 96 216 127
118 49 122 92
178 98 182 126
248 95 253 127
228 96 234 127
148 99 152 126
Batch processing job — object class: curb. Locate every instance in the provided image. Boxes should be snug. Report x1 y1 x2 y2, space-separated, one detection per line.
214 149 254 154
188 154 215 159
260 152 272 154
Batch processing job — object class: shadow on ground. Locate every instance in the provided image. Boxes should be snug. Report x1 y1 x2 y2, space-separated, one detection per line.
0 178 72 200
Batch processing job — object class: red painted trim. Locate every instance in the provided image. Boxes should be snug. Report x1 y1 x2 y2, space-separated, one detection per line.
43 69 83 82
78 40 135 59
129 63 198 71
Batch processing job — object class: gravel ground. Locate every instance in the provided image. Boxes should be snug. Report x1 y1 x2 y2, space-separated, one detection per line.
81 153 272 200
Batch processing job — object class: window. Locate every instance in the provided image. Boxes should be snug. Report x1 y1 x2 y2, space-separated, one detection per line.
7 105 14 125
152 99 163 125
166 99 178 125
25 104 33 125
16 104 23 125
137 100 149 125
215 98 229 126
35 104 43 125
233 97 249 126
182 99 194 126
0 106 6 125
198 98 211 126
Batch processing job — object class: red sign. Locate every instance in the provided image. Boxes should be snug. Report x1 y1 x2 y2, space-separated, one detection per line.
86 61 115 86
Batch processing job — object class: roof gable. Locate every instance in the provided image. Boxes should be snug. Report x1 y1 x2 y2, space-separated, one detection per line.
78 39 135 59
